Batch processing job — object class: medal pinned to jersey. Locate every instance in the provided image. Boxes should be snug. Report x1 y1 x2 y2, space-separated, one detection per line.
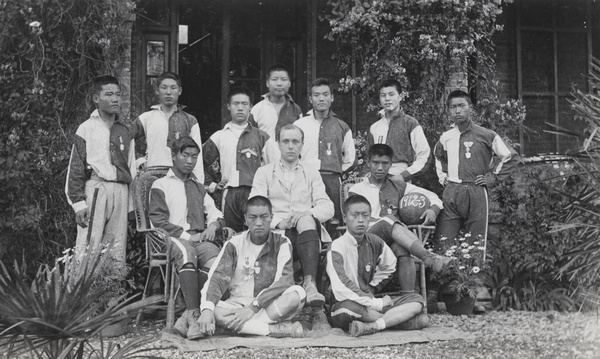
175 131 180 140
326 143 332 156
254 261 261 274
365 264 371 272
241 147 258 159
464 141 473 159
119 136 124 151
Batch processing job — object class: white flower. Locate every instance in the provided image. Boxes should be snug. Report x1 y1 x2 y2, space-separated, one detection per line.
461 243 469 248
445 250 455 256
463 254 471 259
478 246 485 250
29 21 41 27
451 245 457 249
461 249 469 253
459 266 466 270
458 237 467 241
464 233 472 238
440 237 447 241
468 246 475 250
473 241 480 245
472 266 481 273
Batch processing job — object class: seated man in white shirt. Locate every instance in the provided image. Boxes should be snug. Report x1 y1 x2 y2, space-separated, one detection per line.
250 124 335 307
348 144 453 294
327 195 427 337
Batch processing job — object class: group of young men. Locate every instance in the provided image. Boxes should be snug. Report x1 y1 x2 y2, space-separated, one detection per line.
65 63 517 339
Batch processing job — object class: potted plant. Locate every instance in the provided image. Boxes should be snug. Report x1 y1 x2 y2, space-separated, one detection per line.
431 232 488 315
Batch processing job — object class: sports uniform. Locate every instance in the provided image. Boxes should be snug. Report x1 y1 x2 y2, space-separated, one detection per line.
65 109 136 269
294 109 355 221
367 110 431 181
434 122 517 241
131 104 204 182
203 122 279 232
326 231 423 330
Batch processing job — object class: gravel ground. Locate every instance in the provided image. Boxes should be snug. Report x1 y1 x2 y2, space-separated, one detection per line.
119 310 600 359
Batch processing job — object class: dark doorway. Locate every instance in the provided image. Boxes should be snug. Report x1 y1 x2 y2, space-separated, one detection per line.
177 0 307 141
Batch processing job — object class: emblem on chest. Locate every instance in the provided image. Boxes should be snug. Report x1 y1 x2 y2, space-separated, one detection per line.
463 141 474 159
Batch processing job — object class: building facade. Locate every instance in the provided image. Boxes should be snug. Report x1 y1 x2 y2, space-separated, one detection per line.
130 0 600 156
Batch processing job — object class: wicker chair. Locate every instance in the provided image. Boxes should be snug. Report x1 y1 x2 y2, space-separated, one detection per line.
132 166 234 328
131 166 177 327
337 177 434 313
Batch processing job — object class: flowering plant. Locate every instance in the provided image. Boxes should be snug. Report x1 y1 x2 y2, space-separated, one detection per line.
431 232 489 301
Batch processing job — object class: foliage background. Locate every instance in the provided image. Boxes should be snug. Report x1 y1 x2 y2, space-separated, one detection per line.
0 0 135 270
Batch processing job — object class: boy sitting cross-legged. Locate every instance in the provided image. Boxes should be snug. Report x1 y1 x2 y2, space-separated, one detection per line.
197 195 306 338
326 195 428 337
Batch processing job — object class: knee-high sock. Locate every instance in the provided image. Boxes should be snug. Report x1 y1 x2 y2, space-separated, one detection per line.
296 230 320 280
239 319 270 336
178 263 200 310
397 256 416 292
409 239 434 261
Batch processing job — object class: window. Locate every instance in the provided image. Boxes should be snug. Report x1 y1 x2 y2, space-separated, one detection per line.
517 0 593 155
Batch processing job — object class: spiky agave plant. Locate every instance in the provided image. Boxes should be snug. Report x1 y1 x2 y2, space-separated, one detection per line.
0 243 163 358
546 56 600 301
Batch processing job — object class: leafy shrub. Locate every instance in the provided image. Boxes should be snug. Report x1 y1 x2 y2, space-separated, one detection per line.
0 1 135 271
485 160 585 311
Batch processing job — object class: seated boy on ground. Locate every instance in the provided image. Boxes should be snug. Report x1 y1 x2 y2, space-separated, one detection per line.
197 196 306 338
327 195 428 337
348 144 452 294
149 137 222 340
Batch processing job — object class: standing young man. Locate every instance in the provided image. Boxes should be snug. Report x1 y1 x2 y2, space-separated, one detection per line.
250 64 303 140
197 196 306 338
368 79 431 182
149 137 222 340
327 195 427 337
131 72 204 182
65 75 136 271
294 78 355 223
203 87 279 232
250 125 335 307
348 144 452 293
434 90 517 242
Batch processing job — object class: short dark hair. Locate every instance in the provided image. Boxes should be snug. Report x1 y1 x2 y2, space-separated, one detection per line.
245 195 273 214
157 72 182 88
278 124 304 142
309 78 332 95
379 79 402 94
267 63 290 80
228 86 254 104
92 75 120 96
446 90 471 107
171 136 200 156
368 144 394 160
343 194 372 215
